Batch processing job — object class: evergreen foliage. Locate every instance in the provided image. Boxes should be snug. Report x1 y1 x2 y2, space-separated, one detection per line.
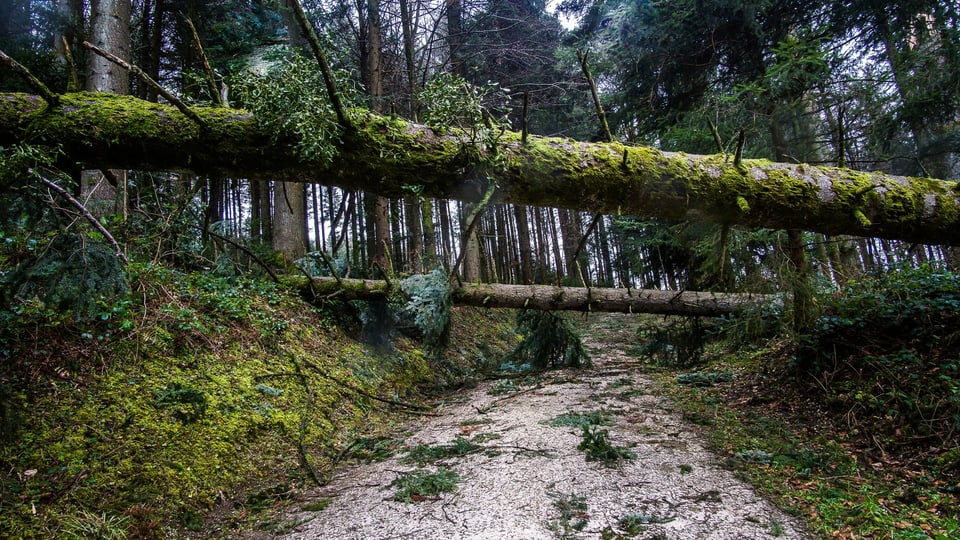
508 310 590 369
400 269 452 360
633 317 713 368
577 424 635 466
151 383 208 424
2 234 128 323
389 467 460 502
400 437 481 466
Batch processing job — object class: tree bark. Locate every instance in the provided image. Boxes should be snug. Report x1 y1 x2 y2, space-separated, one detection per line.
82 0 130 217
3 93 960 245
273 181 308 260
514 204 534 284
299 276 771 317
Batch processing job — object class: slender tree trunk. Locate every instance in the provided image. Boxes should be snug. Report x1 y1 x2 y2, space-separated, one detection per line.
597 217 615 287
460 202 482 282
558 209 584 285
405 197 423 272
533 207 549 283
445 0 463 74
272 6 310 262
313 183 324 251
439 200 452 269
422 199 436 268
399 0 418 120
549 208 564 281
514 204 533 284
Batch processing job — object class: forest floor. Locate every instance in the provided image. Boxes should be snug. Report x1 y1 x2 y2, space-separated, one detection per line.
268 314 811 539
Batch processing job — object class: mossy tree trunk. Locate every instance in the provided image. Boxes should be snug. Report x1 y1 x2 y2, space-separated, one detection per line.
2 92 960 246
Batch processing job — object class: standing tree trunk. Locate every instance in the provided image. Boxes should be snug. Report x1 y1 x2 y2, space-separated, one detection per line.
460 202 482 282
558 209 585 285
272 0 309 262
363 0 391 275
399 0 418 120
405 197 423 272
445 0 463 74
82 0 130 218
273 181 307 260
514 205 534 284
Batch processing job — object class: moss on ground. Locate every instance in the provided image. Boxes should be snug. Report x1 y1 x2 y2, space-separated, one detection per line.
0 266 513 538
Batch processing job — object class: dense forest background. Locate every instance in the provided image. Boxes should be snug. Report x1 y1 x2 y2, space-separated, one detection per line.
3 0 958 290
1 0 959 537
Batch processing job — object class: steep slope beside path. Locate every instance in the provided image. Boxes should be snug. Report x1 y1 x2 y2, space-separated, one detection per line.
279 316 810 539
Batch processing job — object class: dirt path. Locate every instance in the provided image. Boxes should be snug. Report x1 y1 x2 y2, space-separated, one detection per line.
278 315 810 539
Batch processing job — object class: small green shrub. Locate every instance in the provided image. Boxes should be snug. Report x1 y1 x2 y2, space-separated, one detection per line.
3 234 128 323
804 264 960 443
400 269 452 360
632 317 714 368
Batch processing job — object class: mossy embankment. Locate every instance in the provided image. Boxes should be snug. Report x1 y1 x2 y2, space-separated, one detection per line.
0 264 514 538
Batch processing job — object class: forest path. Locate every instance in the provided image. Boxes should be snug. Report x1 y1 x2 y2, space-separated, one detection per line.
277 314 810 539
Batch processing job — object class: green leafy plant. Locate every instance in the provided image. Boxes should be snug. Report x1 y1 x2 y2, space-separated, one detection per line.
418 72 510 150
578 425 635 466
487 379 519 395
232 52 360 164
389 467 459 502
616 512 676 535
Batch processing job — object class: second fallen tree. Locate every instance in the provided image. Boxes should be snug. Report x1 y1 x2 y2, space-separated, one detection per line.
294 276 773 317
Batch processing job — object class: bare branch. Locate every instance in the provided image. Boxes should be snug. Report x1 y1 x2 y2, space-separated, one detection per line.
31 169 129 265
81 41 208 130
0 49 59 106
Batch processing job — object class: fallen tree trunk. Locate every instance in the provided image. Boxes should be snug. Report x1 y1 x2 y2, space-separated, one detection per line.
2 92 959 244
297 276 774 317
